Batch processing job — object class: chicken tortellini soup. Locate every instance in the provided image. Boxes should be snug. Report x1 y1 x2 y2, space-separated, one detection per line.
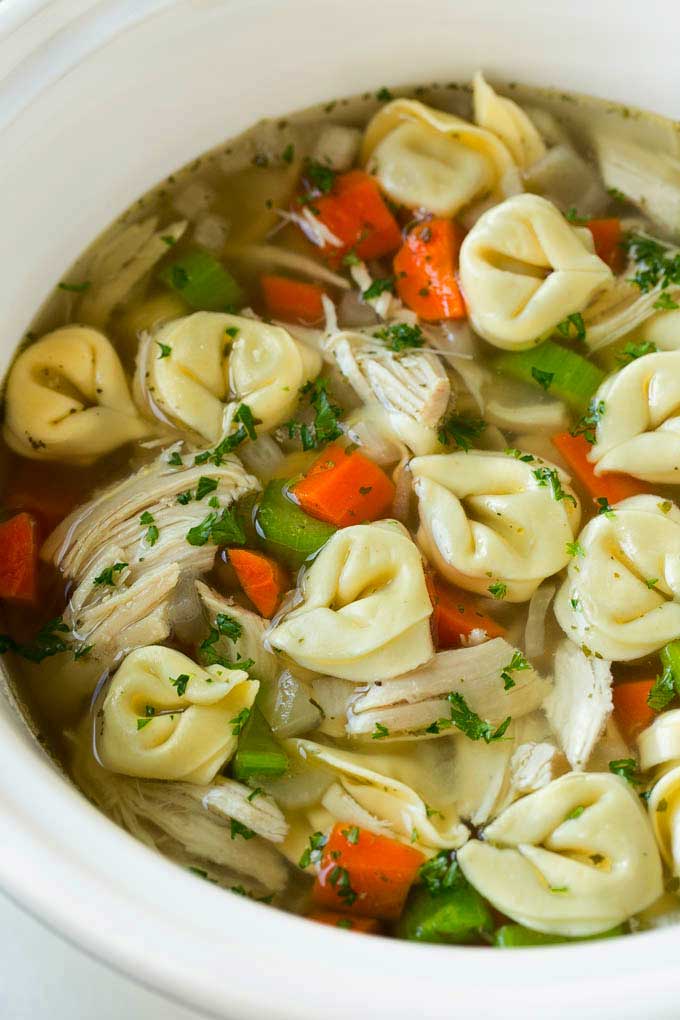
8 72 680 946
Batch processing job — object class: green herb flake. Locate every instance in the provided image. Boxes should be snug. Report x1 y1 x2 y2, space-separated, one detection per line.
373 322 424 352
653 292 679 311
299 831 328 869
372 722 389 740
505 448 535 463
230 707 251 735
167 451 184 467
341 826 360 845
596 496 615 517
532 466 577 506
58 281 91 294
93 562 127 586
647 666 678 712
196 476 219 501
438 413 487 452
156 341 172 359
328 865 357 906
376 86 393 101
230 819 256 840
216 613 242 641
566 540 585 558
531 366 554 391
609 758 641 785
500 650 530 691
488 581 507 600
556 312 586 342
362 276 395 301
565 805 585 821
0 617 71 664
281 143 295 165
246 787 265 803
286 377 343 451
186 506 246 547
448 692 511 744
419 849 461 896
234 402 258 441
616 340 657 365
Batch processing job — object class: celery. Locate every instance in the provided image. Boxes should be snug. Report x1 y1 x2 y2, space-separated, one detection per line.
255 479 336 569
494 923 625 947
494 341 605 414
159 248 243 311
232 706 288 781
396 869 493 945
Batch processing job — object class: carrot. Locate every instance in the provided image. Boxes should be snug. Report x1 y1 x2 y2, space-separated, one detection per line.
313 823 425 920
429 575 505 649
5 462 80 536
261 274 326 324
311 170 401 261
227 548 288 618
0 512 39 603
587 218 624 272
291 443 395 527
306 910 382 934
613 680 657 744
551 431 647 506
393 218 466 321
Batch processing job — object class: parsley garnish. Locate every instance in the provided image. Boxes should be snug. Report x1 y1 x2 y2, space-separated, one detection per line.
282 143 295 165
488 581 507 600
438 413 487 452
570 399 605 445
186 506 245 547
167 451 183 467
566 540 585 557
624 233 680 294
196 476 219 501
616 341 657 365
137 705 156 730
286 377 342 451
376 86 393 101
418 850 461 896
447 692 511 743
533 467 577 506
198 627 253 671
556 312 586 342
234 403 258 441
215 613 242 641
372 722 389 740
647 667 679 712
230 707 251 735
170 673 190 697
230 819 255 840
373 322 424 352
531 366 554 391
93 562 127 586
58 281 91 293
565 805 585 821
609 758 642 786
328 865 357 906
0 617 71 664
299 831 328 869
362 276 395 301
505 448 535 463
342 250 360 267
193 403 257 466
156 342 172 359
500 650 530 691
304 159 336 195
341 826 360 845
139 510 159 546
246 787 265 802
596 496 615 517
654 292 680 311
565 207 587 225
74 644 93 660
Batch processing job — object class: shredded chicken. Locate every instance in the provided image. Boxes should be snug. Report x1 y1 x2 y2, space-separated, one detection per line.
203 777 288 843
509 741 568 794
545 639 613 769
196 580 278 685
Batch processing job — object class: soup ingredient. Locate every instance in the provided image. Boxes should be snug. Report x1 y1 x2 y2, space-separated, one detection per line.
0 513 38 603
586 218 624 271
4 326 149 463
196 581 278 684
312 824 424 920
232 705 288 780
588 351 680 484
545 640 613 770
269 520 434 682
494 923 624 947
203 776 288 842
397 854 493 944
291 443 395 527
136 312 322 442
457 772 663 936
613 680 657 745
308 170 401 261
255 479 337 569
550 431 647 506
459 194 612 350
494 340 604 414
393 219 466 321
472 72 546 170
305 911 381 934
554 495 680 661
647 764 680 879
261 274 326 324
228 548 288 618
158 247 243 310
429 575 506 648
638 708 680 772
99 645 257 783
362 99 521 216
411 450 580 602
594 132 680 235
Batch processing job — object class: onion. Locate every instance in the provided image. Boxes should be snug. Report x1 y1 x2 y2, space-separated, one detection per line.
338 287 379 328
311 125 361 172
524 582 556 659
172 181 216 219
260 669 321 738
168 573 205 645
239 433 284 482
193 213 230 251
344 405 407 467
391 456 413 524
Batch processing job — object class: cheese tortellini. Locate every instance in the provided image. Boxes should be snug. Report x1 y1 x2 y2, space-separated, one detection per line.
99 645 258 783
459 194 613 350
3 326 149 463
589 351 680 483
473 72 546 169
457 772 663 936
135 311 321 442
268 520 434 681
637 712 680 881
411 450 580 602
555 495 680 661
360 98 521 217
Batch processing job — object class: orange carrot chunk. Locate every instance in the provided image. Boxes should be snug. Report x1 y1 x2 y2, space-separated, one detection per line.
312 170 401 261
227 548 288 618
394 218 466 321
261 274 326 324
551 431 647 506
313 823 425 920
587 218 624 272
5 463 80 537
0 512 39 603
613 680 657 744
430 575 506 649
291 443 395 528
306 910 382 934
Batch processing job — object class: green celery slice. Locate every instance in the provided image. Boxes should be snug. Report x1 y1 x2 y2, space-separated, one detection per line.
232 706 288 781
158 247 243 310
255 479 336 570
396 878 493 945
494 923 625 947
494 340 605 414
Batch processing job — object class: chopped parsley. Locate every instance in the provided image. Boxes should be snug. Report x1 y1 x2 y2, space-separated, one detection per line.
531 366 554 391
170 673 190 697
196 476 219 501
609 758 642 786
73 644 94 660
282 143 295 165
372 722 389 740
137 705 156 730
58 280 91 293
234 403 258 440
215 613 242 641
556 312 586 342
286 377 343 451
328 865 357 906
304 159 336 195
570 399 606 445
230 819 256 840
373 322 424 352
488 581 507 600
198 627 253 671
342 250 360 267
647 666 679 712
624 233 680 294
93 562 127 586
565 805 585 821
376 86 393 101
505 448 535 463
596 496 615 517
645 577 659 590
246 787 265 802
230 707 251 735
299 831 328 869
362 276 395 301
565 207 587 225
139 510 159 546
500 650 530 691
194 403 257 465
156 342 172 359
616 340 657 365
566 540 585 558
186 506 246 547
0 617 71 664
447 692 511 744
418 850 461 896
532 467 577 506
654 291 680 311
438 413 487 452
167 451 184 467
341 826 360 845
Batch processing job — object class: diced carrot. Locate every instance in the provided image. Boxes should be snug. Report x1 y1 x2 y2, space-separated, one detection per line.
394 218 466 321
0 512 39 603
306 910 382 934
429 575 505 648
311 170 401 261
291 443 395 528
227 548 288 618
5 462 80 537
613 680 657 744
551 431 647 507
587 218 624 272
313 823 425 920
261 274 326 324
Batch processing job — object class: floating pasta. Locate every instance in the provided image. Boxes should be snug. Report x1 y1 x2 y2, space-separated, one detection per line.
361 98 521 216
98 645 258 783
457 772 663 936
589 351 680 483
459 194 613 350
472 72 546 169
268 520 434 681
638 709 680 772
554 495 680 660
3 326 149 463
135 311 322 442
411 450 580 602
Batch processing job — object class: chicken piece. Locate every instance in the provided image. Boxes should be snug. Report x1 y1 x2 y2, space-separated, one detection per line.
545 639 613 770
203 777 288 843
509 741 568 795
195 580 278 685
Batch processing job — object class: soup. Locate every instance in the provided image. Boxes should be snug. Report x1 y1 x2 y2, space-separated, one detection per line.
2 72 680 946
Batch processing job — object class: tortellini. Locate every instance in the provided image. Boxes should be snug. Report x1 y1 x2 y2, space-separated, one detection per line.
98 645 257 783
135 311 321 442
268 520 434 681
457 772 663 936
411 450 580 602
459 194 613 350
637 711 680 880
589 351 680 483
3 326 149 463
360 98 521 217
554 495 680 661
472 72 546 169
639 709 680 773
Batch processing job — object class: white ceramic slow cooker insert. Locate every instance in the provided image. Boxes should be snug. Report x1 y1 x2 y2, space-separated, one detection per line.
0 2 679 1017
